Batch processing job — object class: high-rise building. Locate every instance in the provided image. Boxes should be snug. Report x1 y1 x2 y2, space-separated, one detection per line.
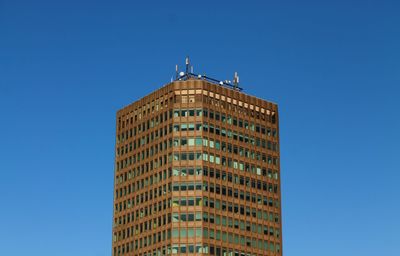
112 63 282 256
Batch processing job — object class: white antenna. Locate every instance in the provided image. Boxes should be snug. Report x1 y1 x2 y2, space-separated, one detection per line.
233 72 239 89
185 56 190 74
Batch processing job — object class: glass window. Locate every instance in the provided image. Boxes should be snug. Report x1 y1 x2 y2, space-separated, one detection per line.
172 213 179 222
215 140 220 150
172 229 179 237
181 168 187 176
188 228 195 237
203 228 208 238
195 212 202 221
180 244 187 253
209 154 214 163
181 153 187 160
172 245 179 254
196 228 202 237
188 138 195 146
195 137 202 146
180 228 187 238
181 138 187 146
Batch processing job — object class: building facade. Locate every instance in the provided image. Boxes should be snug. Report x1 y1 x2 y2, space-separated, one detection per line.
112 77 282 256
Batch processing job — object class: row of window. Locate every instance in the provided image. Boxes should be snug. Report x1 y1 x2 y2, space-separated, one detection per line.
115 180 169 200
170 226 278 240
171 212 279 237
202 217 279 238
201 122 277 150
172 167 202 176
115 239 280 256
171 243 280 255
202 136 278 153
201 150 278 168
203 185 279 208
115 241 280 256
169 244 205 254
202 93 277 125
171 197 203 207
171 151 279 173
203 166 279 182
173 109 203 117
114 216 169 242
172 108 276 130
171 122 278 151
116 152 168 172
172 166 279 183
171 152 202 161
172 123 202 132
171 179 278 197
171 227 202 238
172 196 279 220
115 167 169 186
114 193 170 213
117 136 168 157
173 136 278 161
202 228 280 248
172 183 202 192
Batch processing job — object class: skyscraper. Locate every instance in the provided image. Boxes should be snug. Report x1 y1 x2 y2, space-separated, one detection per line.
112 64 282 256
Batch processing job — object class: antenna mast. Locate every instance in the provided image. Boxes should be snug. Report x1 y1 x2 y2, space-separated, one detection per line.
173 57 243 91
185 56 190 74
233 72 239 90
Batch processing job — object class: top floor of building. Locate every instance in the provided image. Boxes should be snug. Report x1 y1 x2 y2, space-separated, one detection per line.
117 79 278 130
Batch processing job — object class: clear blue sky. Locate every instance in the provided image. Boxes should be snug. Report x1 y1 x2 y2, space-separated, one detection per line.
0 1 399 255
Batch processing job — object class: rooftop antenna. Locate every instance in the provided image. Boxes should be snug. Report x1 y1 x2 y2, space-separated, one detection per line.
171 57 243 91
185 56 190 74
233 72 239 90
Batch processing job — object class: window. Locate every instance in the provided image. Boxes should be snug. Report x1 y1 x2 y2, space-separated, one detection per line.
188 138 195 146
